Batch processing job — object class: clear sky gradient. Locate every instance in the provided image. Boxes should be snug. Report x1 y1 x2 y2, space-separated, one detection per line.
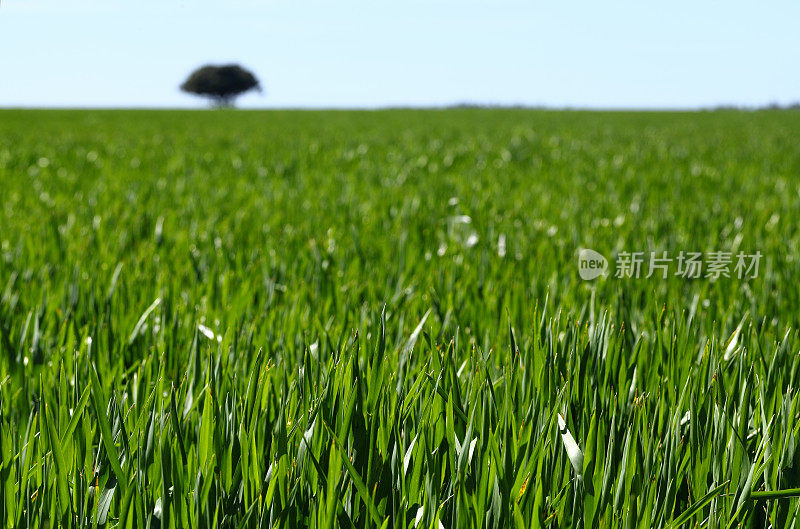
1 0 798 109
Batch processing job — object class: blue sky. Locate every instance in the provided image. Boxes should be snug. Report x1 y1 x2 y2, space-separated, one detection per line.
1 0 798 108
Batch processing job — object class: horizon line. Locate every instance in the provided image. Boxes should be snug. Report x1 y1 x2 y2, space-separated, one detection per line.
1 103 798 112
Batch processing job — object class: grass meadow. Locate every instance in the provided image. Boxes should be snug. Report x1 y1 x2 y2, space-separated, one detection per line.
1 108 800 528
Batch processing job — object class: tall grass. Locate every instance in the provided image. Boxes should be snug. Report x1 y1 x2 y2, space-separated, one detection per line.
1 109 799 527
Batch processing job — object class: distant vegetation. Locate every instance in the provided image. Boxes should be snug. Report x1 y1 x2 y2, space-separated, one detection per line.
180 64 260 107
1 109 800 527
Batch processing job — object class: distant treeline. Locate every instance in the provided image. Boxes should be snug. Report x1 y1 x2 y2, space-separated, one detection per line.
443 102 800 111
709 102 800 111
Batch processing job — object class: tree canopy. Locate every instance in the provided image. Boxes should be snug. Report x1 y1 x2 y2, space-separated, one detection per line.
180 64 260 107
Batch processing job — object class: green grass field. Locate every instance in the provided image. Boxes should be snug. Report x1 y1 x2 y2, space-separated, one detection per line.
1 109 800 528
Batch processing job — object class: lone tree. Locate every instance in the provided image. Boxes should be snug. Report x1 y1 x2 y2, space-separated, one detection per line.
180 64 261 107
